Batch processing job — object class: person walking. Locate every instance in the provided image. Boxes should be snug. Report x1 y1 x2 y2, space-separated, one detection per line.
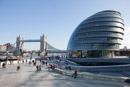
45 61 47 66
33 62 36 66
48 66 50 72
39 64 41 71
16 65 20 71
22 60 24 63
73 69 78 78
52 64 55 71
36 65 39 72
69 65 72 70
2 63 6 68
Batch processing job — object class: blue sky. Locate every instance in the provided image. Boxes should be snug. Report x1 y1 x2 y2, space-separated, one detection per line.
0 0 130 50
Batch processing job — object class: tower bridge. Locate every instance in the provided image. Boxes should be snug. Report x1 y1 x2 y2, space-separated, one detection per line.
20 40 41 42
15 34 67 56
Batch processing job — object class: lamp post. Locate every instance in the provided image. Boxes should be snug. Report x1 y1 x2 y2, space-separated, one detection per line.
30 52 33 60
6 51 9 65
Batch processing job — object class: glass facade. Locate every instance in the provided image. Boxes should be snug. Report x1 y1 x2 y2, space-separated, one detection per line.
67 10 124 58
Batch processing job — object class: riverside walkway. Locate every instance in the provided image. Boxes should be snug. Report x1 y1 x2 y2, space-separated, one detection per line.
0 62 129 87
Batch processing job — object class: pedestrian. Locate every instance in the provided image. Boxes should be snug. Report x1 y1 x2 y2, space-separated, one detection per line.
33 62 36 66
36 65 39 72
2 63 6 68
73 69 78 78
66 61 68 65
52 64 55 71
45 61 47 66
50 64 53 69
39 64 41 71
69 65 72 70
42 61 45 65
32 60 34 63
17 65 20 71
48 66 51 72
29 61 31 64
22 60 24 63
40 59 42 63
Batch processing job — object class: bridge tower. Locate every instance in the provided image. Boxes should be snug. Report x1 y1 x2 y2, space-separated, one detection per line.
16 35 24 55
40 34 47 56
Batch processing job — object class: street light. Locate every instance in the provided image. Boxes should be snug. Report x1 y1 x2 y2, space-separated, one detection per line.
6 51 9 65
30 52 33 60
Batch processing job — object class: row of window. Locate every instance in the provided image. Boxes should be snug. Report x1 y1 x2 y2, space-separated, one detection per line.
75 34 123 40
86 17 124 23
76 43 119 46
75 44 119 50
77 32 123 36
78 37 120 41
88 14 122 20
67 42 120 50
83 17 123 24
77 39 121 44
79 25 124 30
78 27 124 34
80 22 124 29
95 12 121 16
81 21 124 27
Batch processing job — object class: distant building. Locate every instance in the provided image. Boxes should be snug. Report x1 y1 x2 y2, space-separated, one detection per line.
114 49 130 57
4 43 14 51
67 10 124 58
0 45 7 51
123 46 127 50
0 43 16 51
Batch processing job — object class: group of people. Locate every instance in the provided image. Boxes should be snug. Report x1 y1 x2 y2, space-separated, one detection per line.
36 64 42 72
41 60 48 66
36 58 57 72
32 60 36 66
48 64 56 71
35 59 49 72
1 57 78 79
1 61 21 71
39 57 78 79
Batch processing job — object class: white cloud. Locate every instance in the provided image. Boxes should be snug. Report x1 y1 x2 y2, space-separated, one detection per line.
120 26 130 49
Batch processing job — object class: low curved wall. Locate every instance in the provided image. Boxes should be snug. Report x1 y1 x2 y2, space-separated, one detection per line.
67 58 130 72
66 60 80 66
54 68 130 83
65 64 130 72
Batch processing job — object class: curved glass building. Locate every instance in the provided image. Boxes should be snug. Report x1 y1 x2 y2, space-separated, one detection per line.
67 10 124 58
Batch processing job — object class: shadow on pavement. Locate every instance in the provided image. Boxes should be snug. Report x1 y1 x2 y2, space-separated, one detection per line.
6 72 17 74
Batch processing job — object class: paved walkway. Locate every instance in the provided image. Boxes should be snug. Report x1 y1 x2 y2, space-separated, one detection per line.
0 62 129 87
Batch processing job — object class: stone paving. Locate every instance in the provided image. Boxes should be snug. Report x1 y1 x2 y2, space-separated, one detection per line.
0 62 130 87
